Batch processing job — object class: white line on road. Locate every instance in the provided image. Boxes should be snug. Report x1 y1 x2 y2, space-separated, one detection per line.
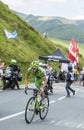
0 99 63 122
0 111 25 122
50 100 56 104
57 96 66 100
0 100 56 122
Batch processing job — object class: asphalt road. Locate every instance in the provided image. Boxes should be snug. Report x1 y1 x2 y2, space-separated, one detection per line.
0 82 84 130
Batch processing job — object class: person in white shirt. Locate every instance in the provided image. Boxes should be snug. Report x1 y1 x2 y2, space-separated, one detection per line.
0 62 5 87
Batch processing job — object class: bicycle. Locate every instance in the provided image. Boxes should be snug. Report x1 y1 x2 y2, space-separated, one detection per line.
25 88 49 124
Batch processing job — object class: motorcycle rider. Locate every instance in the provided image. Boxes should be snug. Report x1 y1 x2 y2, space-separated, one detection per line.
9 59 20 72
9 59 20 89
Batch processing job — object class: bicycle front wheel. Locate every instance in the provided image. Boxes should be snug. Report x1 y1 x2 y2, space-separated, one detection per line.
39 96 49 120
25 97 35 124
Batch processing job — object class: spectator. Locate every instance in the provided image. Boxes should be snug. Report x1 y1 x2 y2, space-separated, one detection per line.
73 66 79 81
79 68 84 85
65 65 75 97
0 62 5 87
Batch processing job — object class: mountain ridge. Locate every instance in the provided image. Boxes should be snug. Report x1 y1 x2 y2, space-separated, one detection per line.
16 13 84 43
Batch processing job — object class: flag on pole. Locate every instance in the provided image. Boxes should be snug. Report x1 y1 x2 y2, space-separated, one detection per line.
68 38 79 65
4 29 18 39
68 38 76 60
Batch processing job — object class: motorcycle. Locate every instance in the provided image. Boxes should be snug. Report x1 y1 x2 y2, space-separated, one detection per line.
58 71 67 81
52 70 59 83
2 66 22 90
44 72 54 95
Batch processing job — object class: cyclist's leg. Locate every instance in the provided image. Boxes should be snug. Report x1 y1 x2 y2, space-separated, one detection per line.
39 86 45 100
33 83 39 96
34 80 45 100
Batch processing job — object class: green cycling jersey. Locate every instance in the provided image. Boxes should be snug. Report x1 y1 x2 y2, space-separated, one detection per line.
27 66 46 88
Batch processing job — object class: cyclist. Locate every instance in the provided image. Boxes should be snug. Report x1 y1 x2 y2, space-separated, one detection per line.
25 61 47 99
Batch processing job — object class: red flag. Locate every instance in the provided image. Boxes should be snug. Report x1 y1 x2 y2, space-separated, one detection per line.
68 38 76 61
68 38 79 65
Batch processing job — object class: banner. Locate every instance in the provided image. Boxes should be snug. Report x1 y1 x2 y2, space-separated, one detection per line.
61 63 68 72
4 29 18 39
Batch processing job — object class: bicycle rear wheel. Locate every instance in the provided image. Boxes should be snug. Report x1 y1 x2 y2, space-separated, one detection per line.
25 97 35 124
39 96 49 120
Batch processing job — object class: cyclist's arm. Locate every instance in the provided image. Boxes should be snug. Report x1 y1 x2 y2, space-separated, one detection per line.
25 73 30 90
25 68 31 90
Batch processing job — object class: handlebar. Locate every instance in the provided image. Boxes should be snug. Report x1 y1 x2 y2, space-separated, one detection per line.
25 89 28 95
24 87 41 95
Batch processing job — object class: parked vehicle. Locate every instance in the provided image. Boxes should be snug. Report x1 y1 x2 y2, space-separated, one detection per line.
52 70 59 83
58 71 67 81
44 72 54 95
2 66 22 90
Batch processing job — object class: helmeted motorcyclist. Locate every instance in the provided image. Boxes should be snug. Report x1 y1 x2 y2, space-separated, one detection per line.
9 59 21 89
9 59 20 72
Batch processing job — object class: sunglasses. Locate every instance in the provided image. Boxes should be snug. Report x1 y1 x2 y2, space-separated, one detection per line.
31 68 37 71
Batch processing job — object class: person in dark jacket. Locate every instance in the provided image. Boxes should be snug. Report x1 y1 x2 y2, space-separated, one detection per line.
9 59 21 89
65 65 75 97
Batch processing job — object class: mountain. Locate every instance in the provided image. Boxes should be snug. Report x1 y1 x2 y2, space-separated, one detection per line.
16 13 84 43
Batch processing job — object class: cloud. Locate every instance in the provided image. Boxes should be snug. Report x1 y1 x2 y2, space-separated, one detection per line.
1 0 27 7
1 0 65 14
1 0 84 19
72 15 84 20
1 0 65 7
47 0 65 2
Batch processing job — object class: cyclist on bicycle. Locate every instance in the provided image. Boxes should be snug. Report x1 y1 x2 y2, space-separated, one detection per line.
25 61 47 99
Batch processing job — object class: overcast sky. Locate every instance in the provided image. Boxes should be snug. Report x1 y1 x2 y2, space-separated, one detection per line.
1 0 84 19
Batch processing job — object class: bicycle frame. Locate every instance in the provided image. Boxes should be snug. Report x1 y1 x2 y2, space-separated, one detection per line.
35 96 40 109
34 91 43 112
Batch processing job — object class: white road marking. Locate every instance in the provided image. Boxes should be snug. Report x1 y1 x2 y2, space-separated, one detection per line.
57 96 65 100
50 100 56 104
0 100 56 122
76 124 82 128
0 111 25 122
44 120 84 129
